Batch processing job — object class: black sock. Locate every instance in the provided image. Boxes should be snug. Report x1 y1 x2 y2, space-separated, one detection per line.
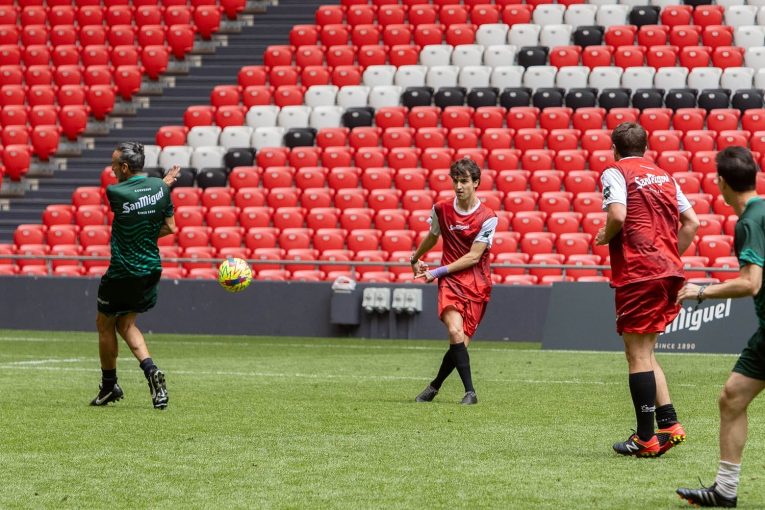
139 357 157 379
656 404 678 429
430 350 456 390
101 368 117 389
629 371 657 441
450 342 474 393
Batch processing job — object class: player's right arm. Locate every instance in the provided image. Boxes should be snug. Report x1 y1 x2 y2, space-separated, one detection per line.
678 219 764 302
676 182 699 256
410 208 440 275
158 215 177 238
595 168 627 245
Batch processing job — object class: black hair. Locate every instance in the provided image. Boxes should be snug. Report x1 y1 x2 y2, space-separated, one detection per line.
611 122 647 158
115 142 145 172
449 157 481 183
716 146 758 192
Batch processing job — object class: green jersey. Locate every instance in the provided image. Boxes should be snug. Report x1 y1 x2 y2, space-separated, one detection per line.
105 175 173 278
734 197 765 326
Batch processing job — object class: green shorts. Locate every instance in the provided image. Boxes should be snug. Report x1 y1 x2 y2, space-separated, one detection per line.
97 271 161 316
733 327 765 381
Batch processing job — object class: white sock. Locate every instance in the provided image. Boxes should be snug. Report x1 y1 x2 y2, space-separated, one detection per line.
714 461 741 499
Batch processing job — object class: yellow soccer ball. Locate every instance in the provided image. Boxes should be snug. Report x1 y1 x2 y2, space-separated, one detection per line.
217 257 253 293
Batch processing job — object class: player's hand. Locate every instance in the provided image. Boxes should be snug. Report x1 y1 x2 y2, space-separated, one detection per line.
676 283 701 304
594 227 608 246
414 270 435 283
163 165 181 187
411 259 428 276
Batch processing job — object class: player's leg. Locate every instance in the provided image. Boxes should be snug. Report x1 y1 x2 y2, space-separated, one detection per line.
442 308 477 404
652 352 686 455
677 374 764 507
415 293 460 403
613 332 660 456
91 311 124 406
116 314 168 409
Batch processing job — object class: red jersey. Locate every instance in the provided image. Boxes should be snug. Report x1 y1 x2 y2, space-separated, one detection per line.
600 157 686 287
433 199 497 302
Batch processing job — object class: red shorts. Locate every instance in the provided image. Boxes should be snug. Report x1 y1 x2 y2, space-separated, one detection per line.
615 276 685 335
438 286 488 338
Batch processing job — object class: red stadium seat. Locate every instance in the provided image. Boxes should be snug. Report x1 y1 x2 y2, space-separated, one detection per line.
14 224 46 247
3 144 31 181
347 229 382 252
31 125 59 161
239 206 272 229
166 24 196 60
605 25 637 47
194 5 222 40
59 105 88 142
79 225 111 249
712 47 744 69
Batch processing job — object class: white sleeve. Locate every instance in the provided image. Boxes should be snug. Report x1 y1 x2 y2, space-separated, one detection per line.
601 167 627 211
474 216 498 246
675 181 693 213
428 207 441 236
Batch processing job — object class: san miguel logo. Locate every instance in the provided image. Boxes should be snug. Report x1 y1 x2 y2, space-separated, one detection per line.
122 188 164 214
448 224 470 231
663 299 733 334
634 174 671 190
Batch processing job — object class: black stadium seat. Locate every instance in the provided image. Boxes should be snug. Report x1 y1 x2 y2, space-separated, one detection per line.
565 88 598 110
532 88 564 109
629 5 660 27
195 167 228 189
142 167 163 179
499 87 532 108
732 89 764 112
664 89 698 110
175 167 197 188
342 106 375 128
517 46 549 68
573 26 604 47
698 89 731 111
632 89 665 110
467 87 499 108
598 88 631 110
224 148 255 170
284 127 316 148
402 86 434 108
433 87 466 108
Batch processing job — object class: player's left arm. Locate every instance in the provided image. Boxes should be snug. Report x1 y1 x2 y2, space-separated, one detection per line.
158 215 177 238
595 203 626 245
416 216 496 282
676 182 699 256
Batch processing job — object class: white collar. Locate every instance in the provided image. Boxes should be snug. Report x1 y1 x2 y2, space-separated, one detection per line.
453 197 481 216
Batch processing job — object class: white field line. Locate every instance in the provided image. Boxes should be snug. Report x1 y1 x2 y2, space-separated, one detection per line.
0 363 714 387
0 336 740 358
3 357 84 366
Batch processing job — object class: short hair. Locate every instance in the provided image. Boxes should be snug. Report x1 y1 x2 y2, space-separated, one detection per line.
716 146 758 192
449 157 481 183
115 142 145 172
611 122 647 157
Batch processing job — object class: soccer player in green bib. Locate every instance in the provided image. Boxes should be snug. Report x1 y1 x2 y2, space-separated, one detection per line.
676 146 765 507
91 142 179 410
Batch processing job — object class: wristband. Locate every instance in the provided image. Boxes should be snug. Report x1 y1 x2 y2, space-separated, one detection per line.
429 265 449 279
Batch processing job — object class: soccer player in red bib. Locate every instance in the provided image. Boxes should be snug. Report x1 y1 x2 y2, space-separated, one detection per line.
596 123 699 457
410 159 498 405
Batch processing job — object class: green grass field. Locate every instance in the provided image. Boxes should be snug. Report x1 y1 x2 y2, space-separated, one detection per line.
1 330 764 509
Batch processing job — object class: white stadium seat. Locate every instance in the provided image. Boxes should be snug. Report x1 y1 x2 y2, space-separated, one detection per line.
362 66 396 87
539 25 573 47
755 68 765 89
745 47 765 69
523 66 557 89
757 7 765 26
394 65 428 87
620 0 649 7
191 146 226 169
251 127 285 149
563 4 598 28
654 67 689 90
246 105 279 128
721 67 755 90
484 45 518 67
490 66 525 89
508 24 541 47
719 0 746 7
452 45 485 67
186 126 221 148
336 86 370 108
533 4 566 25
596 5 630 26
735 26 765 48
687 67 722 90
277 105 311 128
304 85 339 108
555 66 590 89
458 66 492 88
143 144 160 168
621 67 656 90
309 105 344 129
368 86 403 108
426 65 460 88
650 0 678 8
725 5 757 27
420 44 453 67
476 24 510 46
219 126 253 149
159 145 193 170
588 67 623 90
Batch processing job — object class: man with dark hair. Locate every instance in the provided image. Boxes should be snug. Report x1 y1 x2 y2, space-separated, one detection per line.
91 142 180 410
411 158 497 405
676 146 765 507
596 122 700 456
